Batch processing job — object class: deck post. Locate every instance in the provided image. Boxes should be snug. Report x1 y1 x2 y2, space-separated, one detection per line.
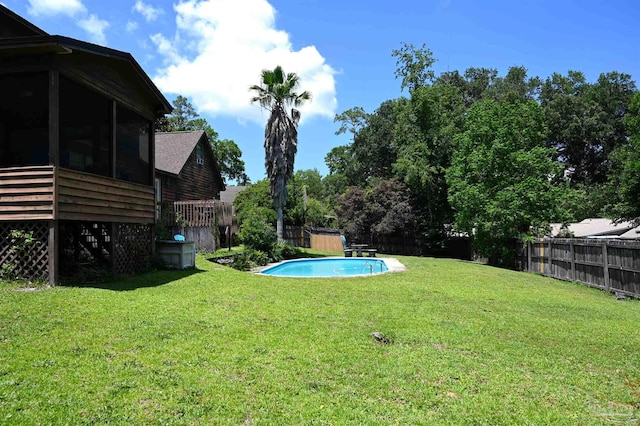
48 220 58 285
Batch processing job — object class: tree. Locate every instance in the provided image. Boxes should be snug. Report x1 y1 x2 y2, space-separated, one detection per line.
335 179 415 244
233 179 276 226
540 71 636 187
392 83 465 240
249 65 311 242
168 95 199 130
285 169 333 227
447 100 566 265
608 91 640 224
334 106 370 140
351 99 405 182
391 42 436 92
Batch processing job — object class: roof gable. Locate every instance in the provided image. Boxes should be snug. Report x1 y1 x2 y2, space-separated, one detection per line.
155 130 224 189
0 5 48 38
0 6 171 116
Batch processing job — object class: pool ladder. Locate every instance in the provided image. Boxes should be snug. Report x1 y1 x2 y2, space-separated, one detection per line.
361 260 384 274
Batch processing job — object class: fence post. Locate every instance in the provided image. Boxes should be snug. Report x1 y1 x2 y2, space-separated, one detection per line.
547 239 552 277
527 240 532 272
602 241 610 293
569 240 576 282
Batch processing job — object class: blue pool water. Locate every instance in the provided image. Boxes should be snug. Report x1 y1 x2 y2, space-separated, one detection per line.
260 257 389 277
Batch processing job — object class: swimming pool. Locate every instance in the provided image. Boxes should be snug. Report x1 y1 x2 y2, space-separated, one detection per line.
260 257 390 277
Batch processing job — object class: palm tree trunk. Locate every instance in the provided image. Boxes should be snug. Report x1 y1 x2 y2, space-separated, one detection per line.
276 207 284 242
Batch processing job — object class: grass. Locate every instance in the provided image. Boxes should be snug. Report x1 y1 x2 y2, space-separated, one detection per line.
1 253 639 424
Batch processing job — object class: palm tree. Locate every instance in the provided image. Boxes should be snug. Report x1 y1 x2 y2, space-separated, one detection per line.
250 65 311 242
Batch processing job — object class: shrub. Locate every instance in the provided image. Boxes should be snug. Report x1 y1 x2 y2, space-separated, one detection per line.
271 241 301 262
229 249 269 271
237 209 277 252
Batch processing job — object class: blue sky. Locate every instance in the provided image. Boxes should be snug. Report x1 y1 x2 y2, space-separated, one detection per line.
3 0 639 183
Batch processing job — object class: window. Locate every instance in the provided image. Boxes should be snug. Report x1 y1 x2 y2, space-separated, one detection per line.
59 76 111 176
116 105 151 185
196 143 204 165
0 72 49 167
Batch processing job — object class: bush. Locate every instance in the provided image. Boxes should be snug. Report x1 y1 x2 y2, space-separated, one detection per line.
270 241 301 262
237 209 277 252
229 249 270 271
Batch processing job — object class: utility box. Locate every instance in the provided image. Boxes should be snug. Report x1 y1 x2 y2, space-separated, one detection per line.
156 241 196 269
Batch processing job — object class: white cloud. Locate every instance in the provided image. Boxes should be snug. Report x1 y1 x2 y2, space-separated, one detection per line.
27 0 86 17
26 0 111 45
126 21 139 32
133 1 164 22
152 0 337 125
77 14 109 45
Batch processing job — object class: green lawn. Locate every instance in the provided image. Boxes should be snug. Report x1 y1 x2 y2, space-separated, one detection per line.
1 253 639 424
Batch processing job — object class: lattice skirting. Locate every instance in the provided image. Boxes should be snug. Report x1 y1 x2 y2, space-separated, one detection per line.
0 222 49 281
59 222 112 278
113 223 153 275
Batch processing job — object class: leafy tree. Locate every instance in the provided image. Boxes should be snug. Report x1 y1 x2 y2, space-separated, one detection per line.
607 91 640 224
436 67 498 107
232 180 276 225
447 100 566 265
391 42 436 92
392 83 465 239
484 66 541 103
541 71 636 187
334 106 370 140
351 99 405 182
169 95 199 130
211 138 250 185
250 65 311 242
285 169 333 227
335 179 415 243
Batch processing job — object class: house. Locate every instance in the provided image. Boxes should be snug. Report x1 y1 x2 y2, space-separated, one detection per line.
155 130 224 209
549 218 638 238
219 185 247 204
0 5 172 284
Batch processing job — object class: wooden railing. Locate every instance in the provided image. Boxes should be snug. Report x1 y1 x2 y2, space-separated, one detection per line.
57 168 155 224
161 200 234 228
0 166 55 221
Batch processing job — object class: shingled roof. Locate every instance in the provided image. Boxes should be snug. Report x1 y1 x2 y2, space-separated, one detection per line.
155 131 206 175
155 131 224 192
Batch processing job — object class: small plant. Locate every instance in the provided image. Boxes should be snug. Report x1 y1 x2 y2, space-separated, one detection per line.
155 219 173 240
0 229 36 280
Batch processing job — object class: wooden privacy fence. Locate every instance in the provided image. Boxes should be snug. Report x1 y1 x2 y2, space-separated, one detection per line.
518 238 640 298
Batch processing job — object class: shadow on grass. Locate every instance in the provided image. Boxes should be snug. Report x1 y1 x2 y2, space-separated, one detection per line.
205 251 331 268
59 267 206 291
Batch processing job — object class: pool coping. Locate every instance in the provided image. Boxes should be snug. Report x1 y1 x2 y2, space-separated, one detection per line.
256 256 406 277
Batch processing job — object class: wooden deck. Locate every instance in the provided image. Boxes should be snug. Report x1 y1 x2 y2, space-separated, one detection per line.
0 166 155 224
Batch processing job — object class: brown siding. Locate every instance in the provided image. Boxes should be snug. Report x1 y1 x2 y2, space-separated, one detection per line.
0 166 54 220
158 173 178 204
57 168 154 223
175 138 220 201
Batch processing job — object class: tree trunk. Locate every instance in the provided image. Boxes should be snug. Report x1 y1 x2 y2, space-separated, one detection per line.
276 207 284 242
